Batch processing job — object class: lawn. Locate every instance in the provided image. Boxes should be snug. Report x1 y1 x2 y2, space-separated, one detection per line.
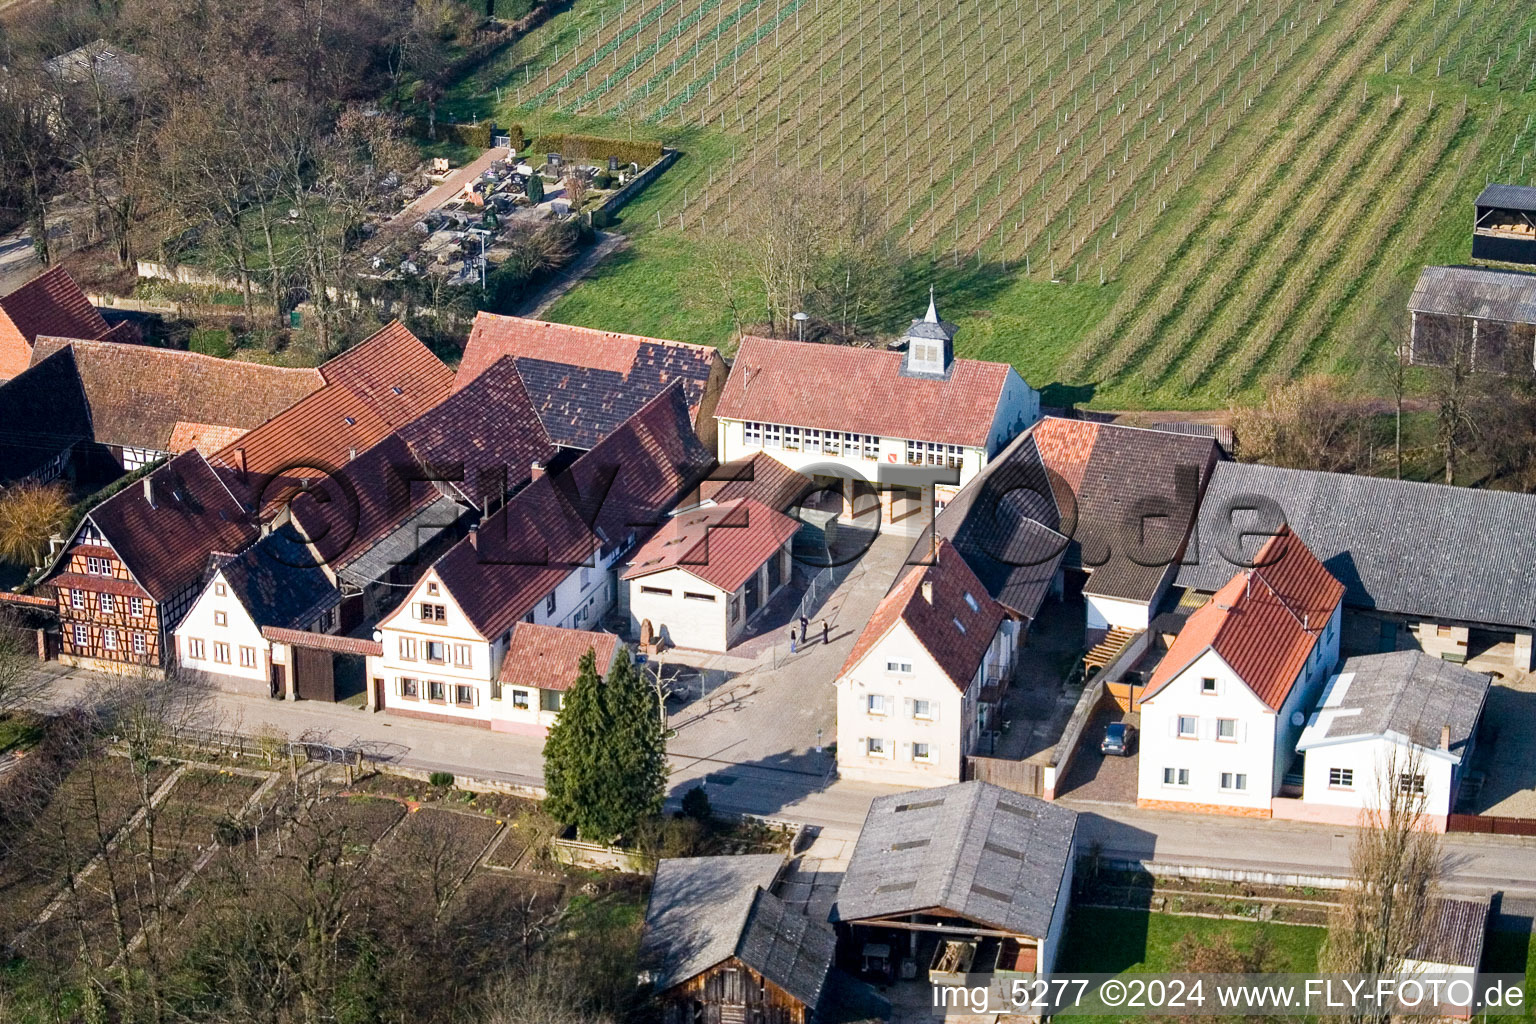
1057 907 1325 977
426 0 1536 411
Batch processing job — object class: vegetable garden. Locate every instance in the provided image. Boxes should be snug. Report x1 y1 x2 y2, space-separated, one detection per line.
461 0 1536 406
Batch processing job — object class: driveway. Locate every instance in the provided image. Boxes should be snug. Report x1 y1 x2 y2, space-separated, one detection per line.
1463 672 1536 817
1055 705 1140 804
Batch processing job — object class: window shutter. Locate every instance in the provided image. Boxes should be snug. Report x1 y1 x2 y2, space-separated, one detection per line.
1240 721 1248 743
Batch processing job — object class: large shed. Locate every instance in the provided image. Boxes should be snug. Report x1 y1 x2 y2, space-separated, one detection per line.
1473 183 1536 265
1407 265 1536 373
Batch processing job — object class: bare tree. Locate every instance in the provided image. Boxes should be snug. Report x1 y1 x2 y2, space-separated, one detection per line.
1321 745 1441 1024
1232 374 1371 473
562 172 589 214
0 479 70 567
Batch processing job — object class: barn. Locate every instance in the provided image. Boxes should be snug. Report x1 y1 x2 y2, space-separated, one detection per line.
1407 265 1536 374
1473 183 1536 266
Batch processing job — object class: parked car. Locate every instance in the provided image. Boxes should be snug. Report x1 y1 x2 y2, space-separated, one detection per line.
1101 722 1135 756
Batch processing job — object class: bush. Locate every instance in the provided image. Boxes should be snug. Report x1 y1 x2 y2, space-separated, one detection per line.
408 119 496 150
593 170 614 189
0 481 70 567
680 785 712 822
189 327 233 358
525 172 544 204
532 133 662 168
428 771 454 788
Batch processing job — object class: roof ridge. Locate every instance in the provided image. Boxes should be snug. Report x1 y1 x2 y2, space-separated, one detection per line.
41 336 324 375
474 311 718 354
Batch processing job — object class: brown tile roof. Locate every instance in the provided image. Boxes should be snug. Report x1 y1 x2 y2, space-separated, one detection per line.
260 627 382 657
31 337 323 453
1027 417 1220 604
497 622 621 691
840 539 1005 691
56 450 258 603
397 356 557 508
434 384 714 639
715 336 1014 448
623 499 800 592
210 322 451 507
694 453 813 512
1142 526 1344 710
0 266 110 347
319 320 454 425
168 421 249 455
455 313 724 448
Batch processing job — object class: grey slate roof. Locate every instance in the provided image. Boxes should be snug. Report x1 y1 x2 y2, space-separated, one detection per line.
1298 651 1490 757
334 494 464 587
1476 183 1536 211
1408 266 1536 324
831 781 1077 939
642 856 821 997
0 346 92 483
217 535 341 632
1410 897 1490 969
1176 461 1536 630
913 433 1069 620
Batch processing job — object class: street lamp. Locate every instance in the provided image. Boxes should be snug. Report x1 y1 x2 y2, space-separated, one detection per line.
792 310 809 341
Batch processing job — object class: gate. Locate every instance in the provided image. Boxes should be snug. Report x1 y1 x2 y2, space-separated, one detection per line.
293 646 336 702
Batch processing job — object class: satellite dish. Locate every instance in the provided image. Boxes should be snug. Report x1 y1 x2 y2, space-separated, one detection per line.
372 629 384 643
1291 711 1305 727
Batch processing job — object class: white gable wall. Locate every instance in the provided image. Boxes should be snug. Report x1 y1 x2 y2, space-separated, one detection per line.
175 569 269 688
1299 734 1458 825
985 368 1042 459
1137 648 1279 812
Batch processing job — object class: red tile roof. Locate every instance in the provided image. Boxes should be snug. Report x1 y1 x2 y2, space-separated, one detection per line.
0 267 111 374
433 383 714 639
210 322 450 506
497 623 621 691
459 313 720 389
55 450 258 603
715 336 1015 448
260 627 383 657
839 539 1005 691
693 452 813 512
1141 526 1345 710
30 337 324 453
622 499 800 592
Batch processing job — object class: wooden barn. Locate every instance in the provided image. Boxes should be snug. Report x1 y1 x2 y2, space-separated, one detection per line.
641 855 840 1024
1407 265 1536 374
1473 183 1536 266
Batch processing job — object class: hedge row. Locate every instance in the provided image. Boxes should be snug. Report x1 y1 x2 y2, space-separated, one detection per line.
409 120 526 150
531 133 662 167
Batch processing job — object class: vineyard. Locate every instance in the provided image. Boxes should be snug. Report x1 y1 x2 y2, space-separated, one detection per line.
450 0 1536 408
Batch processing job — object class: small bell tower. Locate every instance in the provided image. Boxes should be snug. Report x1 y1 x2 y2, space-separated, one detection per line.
902 287 957 378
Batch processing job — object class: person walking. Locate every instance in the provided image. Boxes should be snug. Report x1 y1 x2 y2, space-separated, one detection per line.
821 620 829 645
789 627 797 654
800 615 809 642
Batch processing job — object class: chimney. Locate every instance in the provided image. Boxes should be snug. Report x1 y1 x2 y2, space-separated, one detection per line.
348 448 357 461
468 522 480 551
142 476 155 508
234 447 247 477
921 580 934 605
531 460 546 481
1440 723 1451 751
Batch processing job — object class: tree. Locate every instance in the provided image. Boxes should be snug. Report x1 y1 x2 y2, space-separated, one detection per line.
525 172 545 205
1320 746 1441 1024
0 480 70 567
562 173 588 213
1153 929 1282 1024
542 649 666 844
1231 375 1371 473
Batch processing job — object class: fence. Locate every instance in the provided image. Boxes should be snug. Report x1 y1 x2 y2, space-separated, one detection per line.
964 755 1044 797
1447 814 1536 836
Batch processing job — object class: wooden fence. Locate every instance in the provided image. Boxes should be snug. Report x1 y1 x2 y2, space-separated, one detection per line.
1446 813 1536 836
964 755 1043 797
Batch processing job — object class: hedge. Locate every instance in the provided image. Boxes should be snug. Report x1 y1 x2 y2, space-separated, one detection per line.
531 133 663 168
408 120 514 150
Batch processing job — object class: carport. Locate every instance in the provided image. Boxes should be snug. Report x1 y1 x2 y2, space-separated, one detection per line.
261 627 382 702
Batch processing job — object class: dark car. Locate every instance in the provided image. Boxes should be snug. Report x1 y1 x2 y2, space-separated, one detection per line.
1101 722 1135 756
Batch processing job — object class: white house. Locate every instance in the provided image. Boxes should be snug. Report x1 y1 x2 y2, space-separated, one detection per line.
494 623 622 735
622 499 800 653
1137 526 1344 817
713 294 1039 537
836 540 1018 786
1288 650 1490 831
174 535 341 697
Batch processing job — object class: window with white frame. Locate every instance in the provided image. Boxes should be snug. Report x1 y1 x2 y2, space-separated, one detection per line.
822 431 842 456
129 596 144 616
912 698 932 719
1200 677 1218 695
454 644 471 668
1216 718 1237 741
1177 715 1197 738
86 556 107 575
1220 772 1248 791
132 632 146 656
804 429 823 453
886 660 912 674
906 440 964 468
860 434 880 460
399 677 420 698
399 636 417 660
73 624 88 647
512 689 530 709
99 593 115 614
743 421 762 445
866 737 886 756
103 628 117 650
1329 768 1353 788
70 589 84 610
782 426 802 451
912 742 931 760
1162 767 1190 787
762 423 782 448
1399 773 1426 796
867 694 887 715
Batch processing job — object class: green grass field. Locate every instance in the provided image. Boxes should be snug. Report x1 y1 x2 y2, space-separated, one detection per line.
437 0 1536 409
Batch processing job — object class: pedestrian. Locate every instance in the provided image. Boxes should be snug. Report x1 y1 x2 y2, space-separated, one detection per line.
821 620 829 645
789 627 797 654
800 614 809 640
